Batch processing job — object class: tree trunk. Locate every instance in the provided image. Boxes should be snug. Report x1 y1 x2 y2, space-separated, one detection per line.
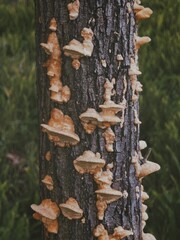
35 1 141 240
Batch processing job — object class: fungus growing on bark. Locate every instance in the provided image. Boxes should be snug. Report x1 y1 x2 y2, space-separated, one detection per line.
59 198 83 220
79 108 102 134
138 161 161 179
80 79 126 134
49 18 57 31
94 163 122 220
93 224 109 239
31 199 60 234
93 224 133 239
136 8 153 21
67 0 80 20
135 36 151 50
139 140 147 150
102 127 116 152
41 18 71 103
41 108 80 147
63 28 94 69
112 226 133 239
33 213 58 234
41 175 54 190
73 151 105 174
142 233 156 240
134 109 142 125
45 151 51 161
129 58 142 76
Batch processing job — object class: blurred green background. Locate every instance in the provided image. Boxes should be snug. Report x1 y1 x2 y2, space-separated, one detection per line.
0 0 179 240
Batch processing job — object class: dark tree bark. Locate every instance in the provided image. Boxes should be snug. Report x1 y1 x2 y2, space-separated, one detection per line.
35 1 141 240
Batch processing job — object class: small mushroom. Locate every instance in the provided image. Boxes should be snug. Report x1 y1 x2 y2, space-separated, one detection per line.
129 59 142 76
41 108 80 147
138 161 161 179
139 140 147 150
133 3 144 13
41 175 54 190
79 108 102 134
142 211 149 221
63 28 94 69
73 150 105 174
136 8 153 21
142 233 156 240
135 36 151 50
102 127 116 152
31 199 60 220
93 224 109 240
45 151 51 161
49 18 57 31
59 198 83 220
33 212 58 234
134 109 142 125
96 198 108 220
50 85 71 103
141 191 149 203
67 0 80 20
112 226 133 239
95 188 122 204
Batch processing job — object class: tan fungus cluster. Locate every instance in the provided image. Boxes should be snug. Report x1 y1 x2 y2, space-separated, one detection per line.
93 224 133 240
63 27 94 70
31 199 60 234
80 79 126 152
41 108 80 147
41 18 71 104
67 0 80 20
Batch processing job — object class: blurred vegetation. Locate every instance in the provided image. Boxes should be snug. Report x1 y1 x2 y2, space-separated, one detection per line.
0 1 39 240
0 0 179 240
139 0 180 239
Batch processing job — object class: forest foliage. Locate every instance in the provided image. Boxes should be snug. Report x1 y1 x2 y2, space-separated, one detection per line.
0 0 179 240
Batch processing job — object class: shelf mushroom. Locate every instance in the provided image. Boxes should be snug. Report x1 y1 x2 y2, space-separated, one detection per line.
41 175 54 190
63 27 94 69
93 224 133 240
31 199 60 234
59 198 83 220
41 108 80 147
73 151 106 174
67 0 80 20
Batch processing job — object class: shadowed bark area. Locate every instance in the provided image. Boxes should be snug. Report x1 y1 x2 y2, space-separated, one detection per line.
35 0 141 239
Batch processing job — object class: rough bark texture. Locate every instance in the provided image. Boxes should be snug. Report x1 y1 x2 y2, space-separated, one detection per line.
35 0 141 240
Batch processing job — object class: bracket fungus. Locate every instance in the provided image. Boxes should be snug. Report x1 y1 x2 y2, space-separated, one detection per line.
93 224 133 240
45 151 51 161
102 127 116 152
136 8 153 21
80 79 126 135
41 175 54 190
41 108 80 147
93 224 109 240
142 233 156 240
129 58 142 76
138 161 161 179
67 0 80 20
94 164 122 220
63 28 94 70
73 150 105 174
59 198 83 220
31 199 60 234
112 226 133 239
41 18 70 104
135 35 151 50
